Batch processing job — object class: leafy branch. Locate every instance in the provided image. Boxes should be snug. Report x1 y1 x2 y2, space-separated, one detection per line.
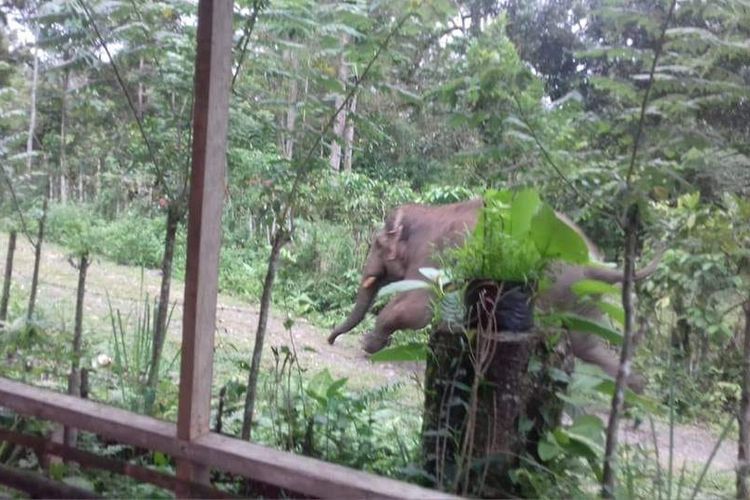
241 11 415 440
75 0 168 198
511 93 582 201
232 0 267 89
602 0 678 496
0 168 37 248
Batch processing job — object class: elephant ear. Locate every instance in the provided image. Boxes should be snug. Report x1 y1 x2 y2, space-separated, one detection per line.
379 224 404 260
380 208 405 261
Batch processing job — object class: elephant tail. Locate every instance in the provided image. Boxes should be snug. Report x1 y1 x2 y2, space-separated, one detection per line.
584 248 664 284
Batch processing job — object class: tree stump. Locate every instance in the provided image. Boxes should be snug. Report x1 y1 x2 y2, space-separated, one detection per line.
422 323 573 497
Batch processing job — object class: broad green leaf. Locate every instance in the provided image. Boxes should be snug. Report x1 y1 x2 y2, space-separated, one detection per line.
530 206 590 264
509 188 541 237
571 279 620 297
594 380 662 414
555 428 603 460
538 433 562 461
559 313 623 345
153 451 169 467
326 377 349 398
370 342 427 362
569 415 605 444
596 301 625 326
377 279 430 298
419 267 449 283
306 369 335 403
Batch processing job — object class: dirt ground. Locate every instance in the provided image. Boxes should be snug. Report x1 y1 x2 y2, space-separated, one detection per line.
2 234 422 389
0 233 737 475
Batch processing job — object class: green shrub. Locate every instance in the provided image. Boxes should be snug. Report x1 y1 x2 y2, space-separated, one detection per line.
215 352 421 479
218 245 266 299
97 214 169 268
46 203 173 269
45 203 100 255
277 220 364 317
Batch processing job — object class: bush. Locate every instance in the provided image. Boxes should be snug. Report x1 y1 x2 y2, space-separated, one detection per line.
277 220 365 317
215 355 421 479
97 214 170 268
46 202 185 271
218 245 266 299
45 203 101 255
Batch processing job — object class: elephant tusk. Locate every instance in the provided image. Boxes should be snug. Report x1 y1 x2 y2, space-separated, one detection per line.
362 276 377 288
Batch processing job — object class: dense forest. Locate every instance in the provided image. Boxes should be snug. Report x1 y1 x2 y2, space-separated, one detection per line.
0 0 749 497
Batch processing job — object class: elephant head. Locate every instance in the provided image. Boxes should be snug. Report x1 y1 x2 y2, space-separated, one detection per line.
327 208 410 345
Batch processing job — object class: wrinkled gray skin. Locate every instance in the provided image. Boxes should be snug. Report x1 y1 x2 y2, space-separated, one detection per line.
327 199 659 393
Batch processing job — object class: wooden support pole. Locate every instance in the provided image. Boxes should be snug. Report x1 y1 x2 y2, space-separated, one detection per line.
176 0 234 490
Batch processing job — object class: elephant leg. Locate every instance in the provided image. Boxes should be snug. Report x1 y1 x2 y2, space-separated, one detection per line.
362 290 432 354
570 332 646 394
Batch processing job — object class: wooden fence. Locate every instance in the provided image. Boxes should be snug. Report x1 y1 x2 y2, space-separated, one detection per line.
0 2 453 498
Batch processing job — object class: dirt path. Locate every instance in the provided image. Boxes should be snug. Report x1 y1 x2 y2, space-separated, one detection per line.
595 412 736 475
0 233 737 474
1 234 421 389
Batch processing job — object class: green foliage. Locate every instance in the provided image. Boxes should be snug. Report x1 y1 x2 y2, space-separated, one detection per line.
416 185 475 205
1 0 748 494
46 203 174 269
216 348 421 479
369 342 427 362
106 287 178 416
449 188 590 284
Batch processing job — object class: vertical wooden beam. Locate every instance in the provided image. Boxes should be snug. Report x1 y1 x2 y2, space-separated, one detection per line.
176 0 234 489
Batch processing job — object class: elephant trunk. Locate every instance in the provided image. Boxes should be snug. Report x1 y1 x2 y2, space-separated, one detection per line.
328 276 379 345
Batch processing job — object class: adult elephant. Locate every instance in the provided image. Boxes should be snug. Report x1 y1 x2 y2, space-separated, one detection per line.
327 198 659 392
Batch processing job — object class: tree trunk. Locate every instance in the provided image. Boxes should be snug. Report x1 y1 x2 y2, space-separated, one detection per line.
0 230 17 322
78 163 84 202
242 232 288 440
59 64 69 203
671 296 692 371
329 38 349 172
602 205 640 497
95 157 102 201
737 299 750 499
27 193 48 319
469 0 483 38
145 204 181 414
422 323 572 496
343 93 357 172
26 41 39 174
64 251 89 448
137 57 145 119
281 49 298 161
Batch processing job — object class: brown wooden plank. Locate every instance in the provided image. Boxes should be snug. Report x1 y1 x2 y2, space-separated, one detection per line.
0 378 176 453
0 378 455 499
0 463 98 499
177 0 234 489
190 433 456 500
0 428 234 498
177 0 233 443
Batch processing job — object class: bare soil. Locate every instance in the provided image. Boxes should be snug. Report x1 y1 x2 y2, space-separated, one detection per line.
1 235 422 389
0 233 736 475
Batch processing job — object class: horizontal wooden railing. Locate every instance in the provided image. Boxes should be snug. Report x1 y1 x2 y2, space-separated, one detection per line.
0 377 455 499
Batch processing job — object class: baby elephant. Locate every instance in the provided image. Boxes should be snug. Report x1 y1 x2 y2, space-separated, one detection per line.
328 199 659 393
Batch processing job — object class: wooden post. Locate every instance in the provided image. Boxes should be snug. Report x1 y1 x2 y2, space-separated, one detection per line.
176 0 233 490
